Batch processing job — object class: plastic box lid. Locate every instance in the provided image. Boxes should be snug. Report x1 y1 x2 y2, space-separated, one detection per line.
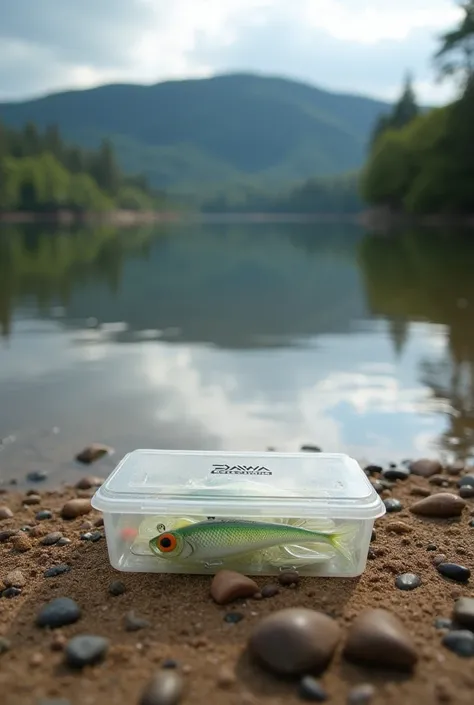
91 450 386 520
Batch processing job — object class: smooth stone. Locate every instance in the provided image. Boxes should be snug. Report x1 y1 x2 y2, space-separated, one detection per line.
458 475 474 488
64 634 109 668
4 569 26 587
434 618 453 630
410 493 466 518
2 587 22 598
442 630 474 657
109 580 126 596
41 532 63 546
210 570 259 605
0 530 17 542
0 506 14 520
371 481 384 494
410 487 431 497
347 684 376 705
261 584 279 598
343 608 418 670
429 475 450 487
139 670 184 705
426 543 438 551
447 461 464 475
35 510 53 521
364 465 383 476
75 444 111 464
383 498 403 513
437 563 471 583
249 608 340 676
37 597 82 628
385 521 412 534
124 611 151 631
453 597 474 629
432 554 447 566
300 445 322 452
57 537 72 546
278 570 300 586
27 471 48 482
459 486 474 499
409 459 443 477
23 495 41 505
75 476 103 490
44 564 71 578
382 466 410 481
298 676 328 701
395 573 421 591
61 498 92 519
224 612 244 624
162 659 178 669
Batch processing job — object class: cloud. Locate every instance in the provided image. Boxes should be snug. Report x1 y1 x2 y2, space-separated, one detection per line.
0 0 463 103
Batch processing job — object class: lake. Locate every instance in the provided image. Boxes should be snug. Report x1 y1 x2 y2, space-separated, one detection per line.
1 220 473 486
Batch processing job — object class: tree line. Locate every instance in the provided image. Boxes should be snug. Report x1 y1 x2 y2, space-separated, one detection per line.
0 122 167 213
361 0 474 215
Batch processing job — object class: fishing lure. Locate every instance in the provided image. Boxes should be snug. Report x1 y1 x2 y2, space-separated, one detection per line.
148 518 355 564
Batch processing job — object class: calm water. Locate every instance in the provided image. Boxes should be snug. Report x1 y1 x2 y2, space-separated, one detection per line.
1 220 474 485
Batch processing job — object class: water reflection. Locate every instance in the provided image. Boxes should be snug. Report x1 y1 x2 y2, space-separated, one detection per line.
1 221 474 483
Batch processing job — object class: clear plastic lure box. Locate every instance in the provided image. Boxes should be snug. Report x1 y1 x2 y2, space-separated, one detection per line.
91 449 386 577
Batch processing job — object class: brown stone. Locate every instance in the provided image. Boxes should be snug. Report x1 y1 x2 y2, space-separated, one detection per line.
61 498 92 519
11 534 32 552
210 570 259 605
75 476 103 490
75 444 112 464
447 461 465 476
23 495 41 505
453 597 474 630
4 569 27 587
0 506 13 520
344 608 418 670
385 521 412 534
410 493 466 518
409 459 443 477
410 487 431 497
249 608 340 676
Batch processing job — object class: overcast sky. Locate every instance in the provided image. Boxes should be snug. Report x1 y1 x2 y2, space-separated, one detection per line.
0 0 463 104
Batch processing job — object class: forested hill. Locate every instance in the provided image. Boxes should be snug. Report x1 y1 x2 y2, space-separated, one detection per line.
0 73 389 192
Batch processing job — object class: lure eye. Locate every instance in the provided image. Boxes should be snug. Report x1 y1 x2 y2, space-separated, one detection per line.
157 532 177 553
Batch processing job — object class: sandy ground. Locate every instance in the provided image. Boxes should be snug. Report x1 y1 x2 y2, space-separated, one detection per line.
0 468 474 705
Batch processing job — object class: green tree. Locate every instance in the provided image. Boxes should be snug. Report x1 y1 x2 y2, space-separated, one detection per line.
90 139 121 195
435 1 474 88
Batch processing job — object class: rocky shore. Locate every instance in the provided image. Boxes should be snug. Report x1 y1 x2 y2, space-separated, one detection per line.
1 460 474 705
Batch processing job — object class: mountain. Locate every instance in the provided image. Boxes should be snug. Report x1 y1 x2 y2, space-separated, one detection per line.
0 73 389 193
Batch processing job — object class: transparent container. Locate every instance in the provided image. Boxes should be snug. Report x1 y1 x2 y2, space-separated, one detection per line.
91 449 385 577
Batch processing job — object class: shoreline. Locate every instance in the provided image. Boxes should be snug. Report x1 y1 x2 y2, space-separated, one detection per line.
1 461 474 704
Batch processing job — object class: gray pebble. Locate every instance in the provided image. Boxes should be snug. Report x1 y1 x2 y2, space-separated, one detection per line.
56 537 71 546
37 597 82 629
382 466 410 481
224 612 244 624
23 495 41 505
64 634 109 668
442 630 474 657
139 671 184 705
298 676 328 701
371 481 384 494
41 532 63 546
301 445 322 453
458 475 474 488
0 530 17 542
383 498 403 512
124 611 150 631
109 580 126 596
27 471 48 482
434 618 452 630
347 684 376 705
35 510 53 521
44 564 71 578
437 563 471 583
2 587 22 598
395 573 421 591
364 465 383 476
459 486 474 498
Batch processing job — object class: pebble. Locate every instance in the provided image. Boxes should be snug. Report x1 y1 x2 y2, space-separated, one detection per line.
139 670 184 705
395 573 421 591
458 475 474 488
371 481 384 494
224 612 244 624
80 531 102 542
2 587 22 598
278 570 300 586
162 659 178 669
216 666 235 689
11 534 32 552
301 445 322 452
385 521 412 534
343 608 418 670
0 529 17 542
27 471 48 482
4 569 26 587
75 444 112 464
383 498 403 513
432 554 447 566
453 597 474 629
75 476 103 490
57 537 71 546
51 633 67 651
437 563 471 583
0 637 11 654
61 498 92 519
261 584 279 598
347 684 376 705
298 676 328 701
459 486 474 499
37 597 82 628
447 461 464 475
94 516 104 527
0 506 13 520
210 570 259 604
409 459 443 477
109 580 126 596
35 510 53 521
442 630 474 657
44 564 71 578
23 495 41 505
64 634 109 668
434 618 453 630
410 487 431 497
30 652 44 666
41 532 63 546
410 493 466 518
382 466 410 481
124 610 151 631
249 608 340 676
426 543 438 551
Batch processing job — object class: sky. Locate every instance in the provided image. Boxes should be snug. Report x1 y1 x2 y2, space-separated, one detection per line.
0 0 464 104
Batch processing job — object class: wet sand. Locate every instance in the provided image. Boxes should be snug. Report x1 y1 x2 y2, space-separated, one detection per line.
0 469 474 705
